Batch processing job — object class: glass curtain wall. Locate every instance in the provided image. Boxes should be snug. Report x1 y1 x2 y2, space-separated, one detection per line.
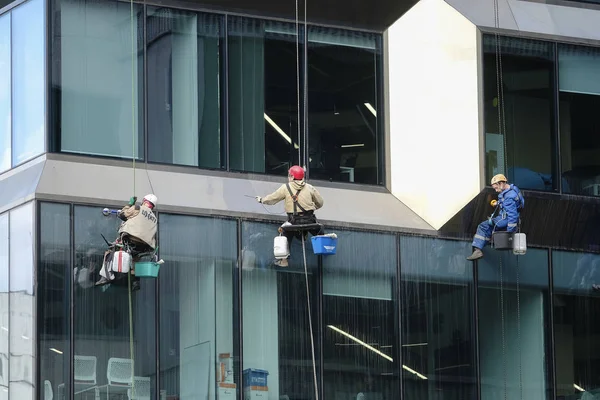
483 35 557 191
158 214 238 400
9 203 35 399
54 0 144 159
558 44 600 196
400 237 477 399
553 251 600 399
307 27 381 185
0 13 10 173
11 0 45 166
147 8 224 168
478 247 552 399
322 230 399 399
38 203 71 400
228 17 303 175
0 0 45 171
0 213 7 400
241 221 320 399
73 205 156 400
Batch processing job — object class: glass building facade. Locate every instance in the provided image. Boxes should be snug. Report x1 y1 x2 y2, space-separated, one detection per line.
48 0 384 185
483 35 600 197
26 200 600 400
1 0 600 399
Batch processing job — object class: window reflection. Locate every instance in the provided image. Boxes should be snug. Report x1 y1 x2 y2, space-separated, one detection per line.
73 206 156 400
158 214 237 399
39 203 70 400
241 221 320 399
478 247 552 399
558 44 600 197
147 8 224 168
483 36 557 192
0 213 8 398
228 18 303 174
553 251 600 399
12 0 45 166
323 230 398 399
56 0 144 159
307 28 381 185
400 237 477 399
9 202 34 399
0 14 10 173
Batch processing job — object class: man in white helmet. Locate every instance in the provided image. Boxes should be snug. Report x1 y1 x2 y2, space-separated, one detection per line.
96 194 158 286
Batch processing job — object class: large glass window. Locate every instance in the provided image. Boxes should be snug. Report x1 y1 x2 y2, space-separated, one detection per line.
12 0 45 166
558 44 600 196
241 221 320 399
553 251 600 398
400 237 477 399
9 203 35 399
483 36 557 191
73 205 156 400
478 247 552 399
147 8 224 168
307 28 382 185
0 14 10 173
228 18 303 175
39 203 71 400
0 213 8 399
158 214 238 399
55 0 144 159
322 230 399 399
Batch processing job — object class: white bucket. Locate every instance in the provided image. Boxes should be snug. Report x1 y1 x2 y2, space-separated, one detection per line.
109 250 132 273
512 233 527 255
274 235 289 259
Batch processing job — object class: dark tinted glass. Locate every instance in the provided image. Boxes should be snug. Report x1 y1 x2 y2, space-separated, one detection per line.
400 237 477 399
483 36 557 191
147 8 224 168
307 27 382 185
228 17 303 174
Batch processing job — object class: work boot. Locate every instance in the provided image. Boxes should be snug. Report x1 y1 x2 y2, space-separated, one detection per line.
274 258 289 267
131 280 141 292
466 248 483 261
95 276 111 286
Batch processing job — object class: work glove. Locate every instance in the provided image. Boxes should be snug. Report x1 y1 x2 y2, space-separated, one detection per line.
255 196 262 203
128 196 137 206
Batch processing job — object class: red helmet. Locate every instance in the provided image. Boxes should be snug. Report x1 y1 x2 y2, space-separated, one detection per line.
288 165 304 180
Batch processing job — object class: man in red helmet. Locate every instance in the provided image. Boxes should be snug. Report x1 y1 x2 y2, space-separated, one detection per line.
256 165 324 267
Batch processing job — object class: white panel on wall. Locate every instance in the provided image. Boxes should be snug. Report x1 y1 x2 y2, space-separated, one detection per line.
386 0 481 229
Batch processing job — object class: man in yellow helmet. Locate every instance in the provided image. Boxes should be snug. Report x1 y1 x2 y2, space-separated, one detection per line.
467 174 524 261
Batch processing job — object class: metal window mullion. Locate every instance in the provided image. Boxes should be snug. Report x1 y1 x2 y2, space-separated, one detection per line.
396 234 404 399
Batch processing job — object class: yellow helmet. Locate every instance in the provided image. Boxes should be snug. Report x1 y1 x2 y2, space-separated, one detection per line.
491 174 507 185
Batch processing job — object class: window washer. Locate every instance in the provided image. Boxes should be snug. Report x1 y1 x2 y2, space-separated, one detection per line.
96 194 158 286
256 166 324 267
467 174 524 261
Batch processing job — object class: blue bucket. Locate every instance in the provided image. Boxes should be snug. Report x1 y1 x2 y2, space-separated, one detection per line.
135 261 161 278
311 235 337 255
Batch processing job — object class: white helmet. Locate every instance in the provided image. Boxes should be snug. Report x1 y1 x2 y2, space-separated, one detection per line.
143 194 158 207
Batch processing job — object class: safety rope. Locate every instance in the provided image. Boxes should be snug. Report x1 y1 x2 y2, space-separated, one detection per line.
295 0 302 165
302 0 308 169
499 255 507 400
128 0 137 394
516 255 522 400
301 235 319 400
493 0 507 174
